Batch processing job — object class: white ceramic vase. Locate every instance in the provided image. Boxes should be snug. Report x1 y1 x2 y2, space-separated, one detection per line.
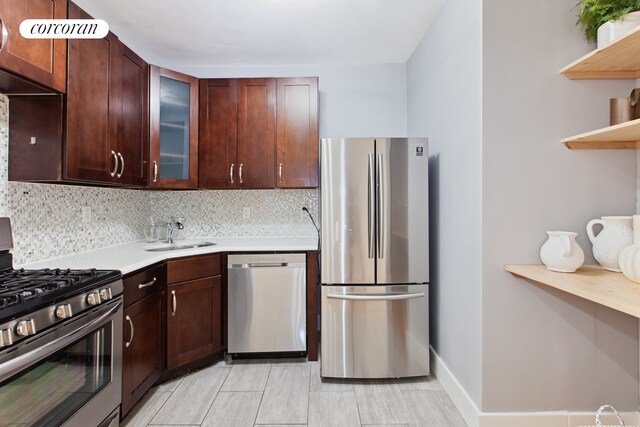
619 215 640 284
540 231 585 273
597 11 640 49
586 216 633 272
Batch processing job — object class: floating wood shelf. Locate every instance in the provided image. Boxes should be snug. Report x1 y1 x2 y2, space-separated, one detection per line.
561 25 640 79
562 118 640 149
505 265 640 318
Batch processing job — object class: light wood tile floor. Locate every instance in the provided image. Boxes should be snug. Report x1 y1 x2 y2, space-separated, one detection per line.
122 358 466 427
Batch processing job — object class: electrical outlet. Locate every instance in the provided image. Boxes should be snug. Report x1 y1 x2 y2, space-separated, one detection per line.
82 206 92 223
243 207 250 220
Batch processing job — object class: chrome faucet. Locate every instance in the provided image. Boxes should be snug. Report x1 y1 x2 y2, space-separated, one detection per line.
166 217 184 244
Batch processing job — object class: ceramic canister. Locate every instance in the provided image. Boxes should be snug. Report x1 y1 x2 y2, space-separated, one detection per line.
540 231 585 273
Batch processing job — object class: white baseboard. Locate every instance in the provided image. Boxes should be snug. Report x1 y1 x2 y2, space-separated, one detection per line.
429 347 640 427
429 346 481 427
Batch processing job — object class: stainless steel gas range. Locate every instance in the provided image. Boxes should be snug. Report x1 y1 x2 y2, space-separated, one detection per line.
0 218 123 427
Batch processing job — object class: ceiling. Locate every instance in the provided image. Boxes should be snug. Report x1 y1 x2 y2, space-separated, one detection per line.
73 0 445 67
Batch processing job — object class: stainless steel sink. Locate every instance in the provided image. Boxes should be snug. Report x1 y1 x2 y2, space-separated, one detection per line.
144 241 217 252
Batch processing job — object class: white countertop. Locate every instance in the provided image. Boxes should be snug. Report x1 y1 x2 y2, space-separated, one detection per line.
18 237 318 275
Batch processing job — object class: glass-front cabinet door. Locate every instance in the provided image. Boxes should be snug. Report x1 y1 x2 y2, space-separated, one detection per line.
149 66 199 188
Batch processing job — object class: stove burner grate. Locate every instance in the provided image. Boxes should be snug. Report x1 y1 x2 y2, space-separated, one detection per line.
0 268 101 309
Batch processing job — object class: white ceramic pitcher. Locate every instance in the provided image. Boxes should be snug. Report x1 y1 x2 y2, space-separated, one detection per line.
586 216 633 272
540 231 585 273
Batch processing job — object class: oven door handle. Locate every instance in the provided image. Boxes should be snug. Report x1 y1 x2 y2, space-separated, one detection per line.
0 300 122 383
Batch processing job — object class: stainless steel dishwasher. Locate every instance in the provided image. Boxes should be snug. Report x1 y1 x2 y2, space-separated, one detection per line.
228 253 307 356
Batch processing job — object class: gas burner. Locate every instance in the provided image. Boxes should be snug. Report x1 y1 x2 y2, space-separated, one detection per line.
0 293 19 309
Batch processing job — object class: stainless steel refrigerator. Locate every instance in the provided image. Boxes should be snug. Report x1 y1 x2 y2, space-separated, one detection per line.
320 137 429 379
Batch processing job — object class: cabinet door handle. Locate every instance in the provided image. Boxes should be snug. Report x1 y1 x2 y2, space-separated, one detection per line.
171 290 177 316
0 17 7 54
239 163 243 184
125 315 134 348
116 152 124 178
138 277 156 289
278 163 283 182
110 150 118 177
230 163 235 184
153 161 158 183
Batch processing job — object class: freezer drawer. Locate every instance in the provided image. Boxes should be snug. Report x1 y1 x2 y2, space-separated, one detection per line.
228 253 306 354
321 284 429 378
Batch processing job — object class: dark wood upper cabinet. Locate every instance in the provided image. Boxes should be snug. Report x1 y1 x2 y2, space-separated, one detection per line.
199 77 317 190
65 2 118 183
8 2 148 187
237 78 276 189
149 66 199 189
199 79 238 189
0 0 67 92
114 43 149 186
276 77 318 188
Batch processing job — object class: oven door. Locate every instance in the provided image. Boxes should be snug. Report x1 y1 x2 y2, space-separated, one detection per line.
0 297 123 427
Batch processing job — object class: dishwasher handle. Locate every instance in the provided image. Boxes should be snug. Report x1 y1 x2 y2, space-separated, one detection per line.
228 262 305 269
229 262 287 268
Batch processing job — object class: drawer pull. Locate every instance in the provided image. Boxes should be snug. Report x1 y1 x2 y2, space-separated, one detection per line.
138 277 157 289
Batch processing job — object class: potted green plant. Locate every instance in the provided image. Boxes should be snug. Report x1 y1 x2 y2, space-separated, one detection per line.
577 0 640 47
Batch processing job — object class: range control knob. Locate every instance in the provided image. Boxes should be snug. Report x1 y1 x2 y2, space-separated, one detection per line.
99 288 112 302
16 319 36 337
0 328 13 348
55 304 73 319
86 292 102 306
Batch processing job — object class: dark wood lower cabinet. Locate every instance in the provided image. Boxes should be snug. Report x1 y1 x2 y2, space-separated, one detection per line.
167 276 223 369
122 291 163 417
121 251 317 420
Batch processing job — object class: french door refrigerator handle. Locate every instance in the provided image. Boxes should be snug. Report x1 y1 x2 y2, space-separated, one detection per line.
376 153 384 259
368 154 375 259
327 292 425 301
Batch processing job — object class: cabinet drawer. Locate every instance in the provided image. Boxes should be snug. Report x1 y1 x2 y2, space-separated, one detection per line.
167 254 221 284
123 263 166 307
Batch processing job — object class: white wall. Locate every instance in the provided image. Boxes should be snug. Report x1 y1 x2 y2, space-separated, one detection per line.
406 0 483 406
482 0 638 411
160 63 408 139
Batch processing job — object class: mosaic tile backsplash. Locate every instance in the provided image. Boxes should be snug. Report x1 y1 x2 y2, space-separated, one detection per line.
0 94 318 265
149 189 319 239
